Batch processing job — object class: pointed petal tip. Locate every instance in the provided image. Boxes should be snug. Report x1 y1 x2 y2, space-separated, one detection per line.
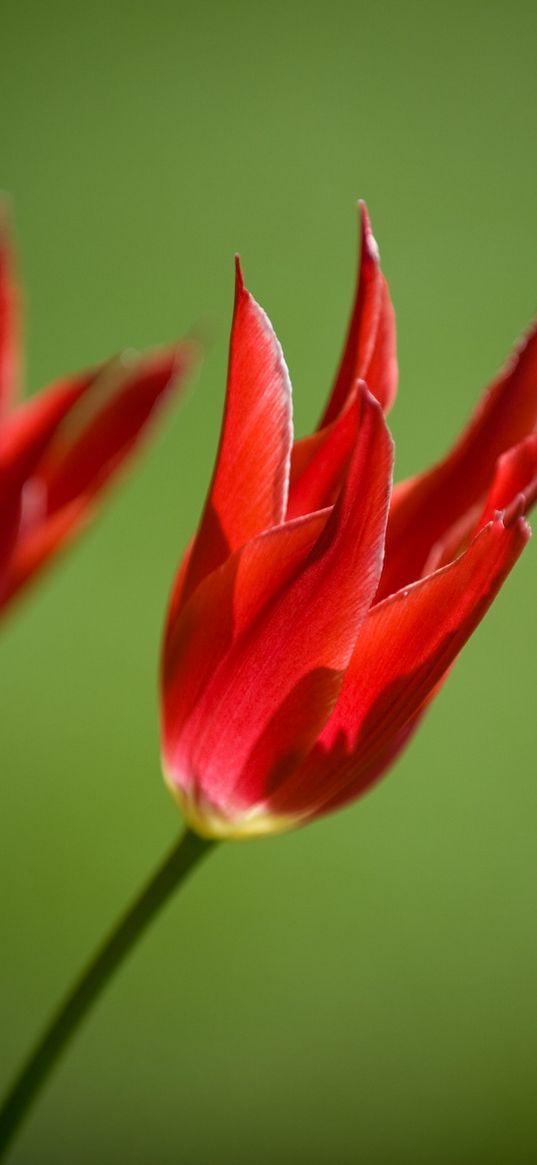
184 315 214 353
356 376 379 406
168 334 202 370
356 378 395 451
515 513 532 542
513 316 537 353
358 200 380 265
501 494 534 534
117 336 201 379
492 316 537 387
354 377 377 421
234 254 245 294
116 347 139 369
179 333 203 366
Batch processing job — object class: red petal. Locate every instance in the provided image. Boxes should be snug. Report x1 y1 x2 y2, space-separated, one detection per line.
0 205 20 419
317 716 426 819
163 386 393 822
0 486 21 587
287 206 397 520
379 322 537 600
163 507 331 756
478 434 537 528
37 345 194 511
1 498 87 610
420 434 537 577
319 201 397 427
286 387 359 520
0 371 95 482
179 260 293 608
2 345 194 608
271 515 529 820
363 274 398 413
0 371 95 596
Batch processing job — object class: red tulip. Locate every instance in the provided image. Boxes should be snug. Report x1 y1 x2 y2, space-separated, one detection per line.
0 207 197 613
161 205 536 838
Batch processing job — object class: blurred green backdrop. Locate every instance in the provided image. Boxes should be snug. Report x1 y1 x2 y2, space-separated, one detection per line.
1 1 537 1162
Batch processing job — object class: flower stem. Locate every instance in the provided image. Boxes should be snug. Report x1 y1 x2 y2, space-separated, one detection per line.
0 828 215 1159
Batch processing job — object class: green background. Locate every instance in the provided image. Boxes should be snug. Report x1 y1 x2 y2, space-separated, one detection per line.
1 1 536 1161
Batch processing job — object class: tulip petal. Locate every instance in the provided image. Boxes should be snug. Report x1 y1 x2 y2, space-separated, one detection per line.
286 386 359 520
37 345 194 511
2 346 194 607
0 484 21 586
2 498 87 608
180 260 293 607
271 514 529 821
478 434 537 529
0 370 96 596
0 205 20 418
287 205 397 520
421 433 537 576
363 275 398 413
163 507 331 758
163 386 393 833
379 322 537 599
308 716 426 820
0 370 95 481
319 201 397 427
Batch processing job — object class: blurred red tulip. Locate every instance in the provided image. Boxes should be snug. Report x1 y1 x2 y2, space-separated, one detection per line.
161 204 537 838
0 206 197 613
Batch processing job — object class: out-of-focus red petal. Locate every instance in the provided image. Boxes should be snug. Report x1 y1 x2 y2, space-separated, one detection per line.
319 201 397 427
37 344 194 512
0 371 95 481
1 498 87 609
163 386 393 822
1 345 194 610
271 514 529 819
0 485 21 588
0 206 20 418
179 260 293 608
378 323 537 600
0 371 96 595
286 387 359 520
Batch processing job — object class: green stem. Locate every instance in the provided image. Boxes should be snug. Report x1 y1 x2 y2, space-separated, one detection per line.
0 828 215 1159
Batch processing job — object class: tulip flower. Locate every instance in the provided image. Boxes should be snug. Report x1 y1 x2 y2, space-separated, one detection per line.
0 206 196 614
162 203 537 838
2 207 536 1157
